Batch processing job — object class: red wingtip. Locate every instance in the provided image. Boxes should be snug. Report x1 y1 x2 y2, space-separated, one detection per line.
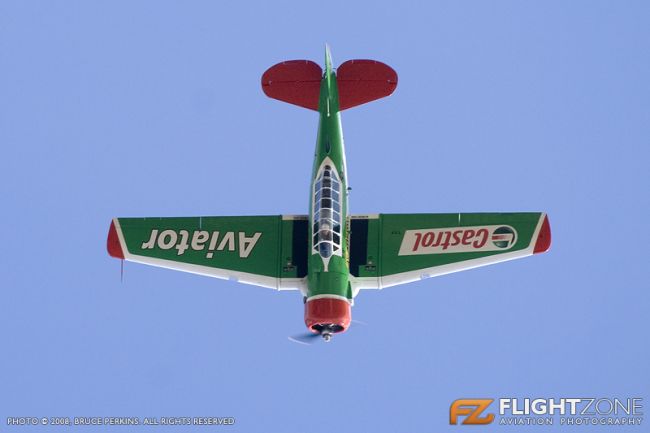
533 214 552 254
107 220 125 259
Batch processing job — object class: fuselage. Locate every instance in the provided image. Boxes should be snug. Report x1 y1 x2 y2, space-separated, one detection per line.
107 51 549 342
303 55 353 335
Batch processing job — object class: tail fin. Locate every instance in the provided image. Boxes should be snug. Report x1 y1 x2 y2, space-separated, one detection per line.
324 43 333 98
261 47 397 112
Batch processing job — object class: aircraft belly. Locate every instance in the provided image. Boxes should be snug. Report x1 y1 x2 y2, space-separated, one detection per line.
307 269 350 300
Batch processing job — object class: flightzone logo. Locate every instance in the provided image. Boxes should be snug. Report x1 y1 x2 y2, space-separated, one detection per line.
450 398 644 427
398 225 517 256
450 400 495 425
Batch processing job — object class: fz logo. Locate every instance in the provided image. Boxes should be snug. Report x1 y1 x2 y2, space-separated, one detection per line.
449 399 495 425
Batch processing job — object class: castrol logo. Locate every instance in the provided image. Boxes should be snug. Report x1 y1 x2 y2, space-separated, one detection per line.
398 225 518 256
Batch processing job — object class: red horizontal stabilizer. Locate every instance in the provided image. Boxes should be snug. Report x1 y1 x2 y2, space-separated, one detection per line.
337 60 398 111
261 60 323 110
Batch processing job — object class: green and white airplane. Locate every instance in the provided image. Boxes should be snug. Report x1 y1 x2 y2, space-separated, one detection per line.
107 47 551 342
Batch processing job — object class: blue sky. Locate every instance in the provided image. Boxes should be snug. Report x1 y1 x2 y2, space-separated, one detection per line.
1 1 648 432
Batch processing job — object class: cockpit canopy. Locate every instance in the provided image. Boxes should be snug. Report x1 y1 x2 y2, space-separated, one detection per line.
313 165 342 258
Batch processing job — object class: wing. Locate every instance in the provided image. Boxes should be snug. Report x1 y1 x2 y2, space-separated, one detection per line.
107 215 309 291
348 212 551 292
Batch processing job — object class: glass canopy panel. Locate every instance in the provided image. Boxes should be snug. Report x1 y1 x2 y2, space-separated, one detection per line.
312 163 343 257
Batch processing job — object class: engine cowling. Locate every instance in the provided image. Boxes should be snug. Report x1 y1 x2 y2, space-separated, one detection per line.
304 297 351 334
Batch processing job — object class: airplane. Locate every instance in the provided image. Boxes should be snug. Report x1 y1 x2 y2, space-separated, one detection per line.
107 46 551 342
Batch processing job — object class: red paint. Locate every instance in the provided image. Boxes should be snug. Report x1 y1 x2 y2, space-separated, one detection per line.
261 60 322 110
413 228 500 252
473 229 489 248
337 60 398 110
533 215 552 254
451 229 463 246
461 229 476 245
412 232 422 251
422 232 435 247
107 220 125 259
304 297 351 333
440 231 452 250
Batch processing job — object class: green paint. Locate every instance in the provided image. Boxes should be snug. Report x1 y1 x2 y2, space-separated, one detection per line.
118 215 306 280
378 212 541 276
110 47 549 296
307 46 351 300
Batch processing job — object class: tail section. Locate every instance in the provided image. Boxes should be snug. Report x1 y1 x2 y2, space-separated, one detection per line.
261 60 322 110
324 43 334 95
336 59 397 110
261 46 397 112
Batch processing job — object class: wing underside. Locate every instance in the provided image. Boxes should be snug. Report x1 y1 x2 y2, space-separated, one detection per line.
107 215 309 291
108 212 550 294
348 212 551 293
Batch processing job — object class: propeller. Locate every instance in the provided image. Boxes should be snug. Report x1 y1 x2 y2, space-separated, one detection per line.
288 320 368 345
288 324 338 345
287 332 322 345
